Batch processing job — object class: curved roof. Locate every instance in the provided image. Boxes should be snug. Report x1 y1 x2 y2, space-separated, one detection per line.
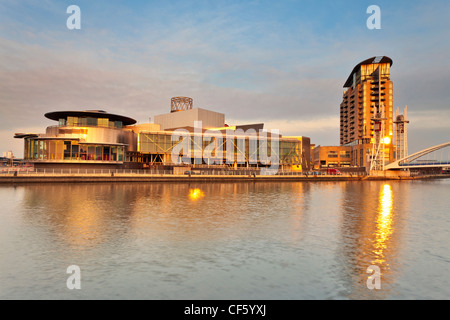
44 110 137 126
14 133 38 139
343 56 393 88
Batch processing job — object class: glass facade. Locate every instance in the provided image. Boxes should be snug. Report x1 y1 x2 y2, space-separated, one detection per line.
19 111 309 170
24 139 124 162
22 114 130 164
60 117 123 129
138 132 302 166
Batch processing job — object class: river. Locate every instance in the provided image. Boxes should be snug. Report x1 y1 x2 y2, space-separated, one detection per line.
0 179 449 299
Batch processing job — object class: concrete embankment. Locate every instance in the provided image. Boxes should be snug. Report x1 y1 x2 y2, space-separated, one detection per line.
0 173 445 184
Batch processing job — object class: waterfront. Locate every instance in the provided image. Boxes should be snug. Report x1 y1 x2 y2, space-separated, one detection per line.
0 180 449 299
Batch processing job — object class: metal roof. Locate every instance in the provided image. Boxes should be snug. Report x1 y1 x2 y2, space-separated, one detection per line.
343 56 393 88
44 110 137 126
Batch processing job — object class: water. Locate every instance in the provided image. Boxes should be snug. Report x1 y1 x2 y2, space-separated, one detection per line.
0 179 449 300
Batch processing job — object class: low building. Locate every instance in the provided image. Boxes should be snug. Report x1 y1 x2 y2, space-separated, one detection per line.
15 110 136 169
313 146 352 169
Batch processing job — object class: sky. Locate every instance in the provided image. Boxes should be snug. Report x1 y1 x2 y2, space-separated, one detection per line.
1 0 449 157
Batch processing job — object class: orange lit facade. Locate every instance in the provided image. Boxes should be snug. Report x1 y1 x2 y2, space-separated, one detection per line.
340 56 395 168
312 146 352 169
312 57 395 170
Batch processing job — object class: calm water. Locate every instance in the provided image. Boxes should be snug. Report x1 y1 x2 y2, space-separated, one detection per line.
0 179 449 300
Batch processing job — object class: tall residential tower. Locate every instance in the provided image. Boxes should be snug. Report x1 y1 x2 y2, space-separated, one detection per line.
340 56 394 168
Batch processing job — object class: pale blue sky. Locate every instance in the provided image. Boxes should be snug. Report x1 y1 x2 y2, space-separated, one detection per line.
1 0 449 156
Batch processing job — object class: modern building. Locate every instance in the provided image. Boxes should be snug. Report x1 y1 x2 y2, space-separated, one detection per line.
313 56 395 170
312 146 352 169
14 97 311 172
340 56 394 168
14 110 137 169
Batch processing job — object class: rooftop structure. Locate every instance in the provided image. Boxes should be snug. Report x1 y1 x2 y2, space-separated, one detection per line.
171 97 193 113
154 106 225 131
44 110 137 127
343 56 393 88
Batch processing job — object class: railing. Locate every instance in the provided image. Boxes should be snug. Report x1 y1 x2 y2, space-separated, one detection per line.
399 161 450 167
0 167 369 177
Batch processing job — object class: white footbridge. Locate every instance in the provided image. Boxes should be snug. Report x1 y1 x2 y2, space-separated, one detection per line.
385 142 450 170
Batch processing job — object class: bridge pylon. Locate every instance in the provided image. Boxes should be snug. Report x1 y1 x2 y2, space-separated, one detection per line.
394 106 410 161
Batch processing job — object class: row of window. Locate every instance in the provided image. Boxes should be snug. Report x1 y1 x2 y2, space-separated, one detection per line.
25 139 124 162
58 117 123 129
328 151 351 158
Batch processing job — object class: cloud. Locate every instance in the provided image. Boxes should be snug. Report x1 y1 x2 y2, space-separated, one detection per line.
1 0 450 157
408 110 450 130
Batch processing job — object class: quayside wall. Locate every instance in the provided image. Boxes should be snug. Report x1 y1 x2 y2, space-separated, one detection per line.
0 173 446 184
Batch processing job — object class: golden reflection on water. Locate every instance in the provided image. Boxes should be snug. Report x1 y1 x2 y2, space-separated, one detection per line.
63 200 103 247
9 181 419 299
373 184 394 266
20 184 138 251
339 181 403 300
188 188 205 201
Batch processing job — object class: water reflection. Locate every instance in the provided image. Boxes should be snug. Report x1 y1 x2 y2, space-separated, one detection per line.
20 184 138 250
18 183 314 250
373 184 394 266
188 188 205 201
1 181 427 299
337 182 405 299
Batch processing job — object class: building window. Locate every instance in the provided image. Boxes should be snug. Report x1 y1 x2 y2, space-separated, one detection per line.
64 141 71 160
111 147 117 161
328 151 338 158
96 146 102 160
328 162 338 167
102 146 110 161
24 139 124 163
72 144 80 160
87 117 97 126
79 145 87 160
98 118 109 127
